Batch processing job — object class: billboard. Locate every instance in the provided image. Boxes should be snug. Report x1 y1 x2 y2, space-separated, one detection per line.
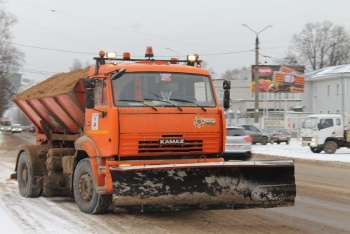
251 65 305 93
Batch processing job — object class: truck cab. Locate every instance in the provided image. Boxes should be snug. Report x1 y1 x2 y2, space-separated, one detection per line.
83 55 225 160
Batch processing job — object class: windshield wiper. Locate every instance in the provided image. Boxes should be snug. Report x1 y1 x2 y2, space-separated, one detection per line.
117 99 157 111
170 98 207 112
144 98 183 112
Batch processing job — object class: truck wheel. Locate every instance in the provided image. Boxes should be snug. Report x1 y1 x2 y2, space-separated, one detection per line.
310 147 322 153
261 136 268 145
17 151 42 197
286 141 289 145
73 158 111 214
324 141 337 154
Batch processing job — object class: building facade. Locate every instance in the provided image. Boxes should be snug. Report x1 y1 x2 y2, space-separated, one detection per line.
302 64 350 115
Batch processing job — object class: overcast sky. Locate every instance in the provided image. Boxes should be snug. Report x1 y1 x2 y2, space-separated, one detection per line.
4 0 350 82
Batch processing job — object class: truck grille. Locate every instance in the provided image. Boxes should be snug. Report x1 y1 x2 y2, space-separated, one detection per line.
138 139 203 153
302 137 312 141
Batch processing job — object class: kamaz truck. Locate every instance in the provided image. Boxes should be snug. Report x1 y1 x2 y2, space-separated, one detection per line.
11 47 296 214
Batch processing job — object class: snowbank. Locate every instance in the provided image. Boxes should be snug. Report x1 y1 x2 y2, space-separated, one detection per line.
253 138 350 163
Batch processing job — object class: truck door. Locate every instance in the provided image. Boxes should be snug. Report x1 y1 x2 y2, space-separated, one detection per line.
334 117 344 137
85 78 111 156
318 118 336 142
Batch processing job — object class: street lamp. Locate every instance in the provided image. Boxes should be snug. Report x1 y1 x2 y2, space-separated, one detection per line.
165 47 179 59
242 24 272 123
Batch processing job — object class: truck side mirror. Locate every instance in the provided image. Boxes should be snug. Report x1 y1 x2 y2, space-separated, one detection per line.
83 78 96 88
223 80 231 110
223 80 231 90
223 90 230 109
85 89 95 109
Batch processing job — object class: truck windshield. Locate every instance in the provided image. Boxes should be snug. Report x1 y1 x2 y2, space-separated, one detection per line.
302 117 319 129
112 72 216 107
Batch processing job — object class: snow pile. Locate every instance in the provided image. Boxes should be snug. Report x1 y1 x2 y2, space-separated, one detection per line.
253 139 350 163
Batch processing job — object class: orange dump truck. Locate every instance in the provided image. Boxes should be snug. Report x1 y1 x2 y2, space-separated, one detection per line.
11 47 296 214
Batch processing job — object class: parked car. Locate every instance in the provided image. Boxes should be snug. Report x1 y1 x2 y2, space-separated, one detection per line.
11 124 23 134
265 128 291 145
0 125 12 132
223 126 252 161
27 125 36 133
241 124 270 145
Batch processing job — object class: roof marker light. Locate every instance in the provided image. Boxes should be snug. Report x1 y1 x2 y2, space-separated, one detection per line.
99 51 105 58
187 54 200 66
106 52 117 58
187 55 197 62
145 46 154 58
123 52 131 60
170 58 178 64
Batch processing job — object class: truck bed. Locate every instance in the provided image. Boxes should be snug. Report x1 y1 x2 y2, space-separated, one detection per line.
13 68 89 134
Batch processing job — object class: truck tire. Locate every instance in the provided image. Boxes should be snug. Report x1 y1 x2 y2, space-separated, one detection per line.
310 147 322 153
73 158 111 214
261 136 268 145
17 151 42 197
323 141 337 154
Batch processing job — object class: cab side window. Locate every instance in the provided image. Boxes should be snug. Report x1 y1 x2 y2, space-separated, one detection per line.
336 118 341 126
320 119 333 129
94 79 108 106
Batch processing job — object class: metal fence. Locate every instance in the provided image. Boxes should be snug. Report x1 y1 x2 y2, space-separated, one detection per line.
226 112 314 139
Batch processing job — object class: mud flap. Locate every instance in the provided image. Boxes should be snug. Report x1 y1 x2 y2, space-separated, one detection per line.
110 161 296 212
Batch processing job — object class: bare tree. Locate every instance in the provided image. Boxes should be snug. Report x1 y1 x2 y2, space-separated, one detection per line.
0 8 23 117
221 67 250 80
290 21 350 71
273 51 299 65
70 58 83 71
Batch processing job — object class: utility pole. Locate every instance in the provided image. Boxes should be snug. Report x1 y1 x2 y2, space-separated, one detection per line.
254 36 259 123
242 24 272 123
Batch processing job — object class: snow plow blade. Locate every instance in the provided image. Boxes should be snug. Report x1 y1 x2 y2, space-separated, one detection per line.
110 160 296 212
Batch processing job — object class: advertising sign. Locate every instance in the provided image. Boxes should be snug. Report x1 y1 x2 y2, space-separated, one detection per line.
251 65 305 93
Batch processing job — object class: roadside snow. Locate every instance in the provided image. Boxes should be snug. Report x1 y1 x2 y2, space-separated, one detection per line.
253 138 350 163
0 199 23 233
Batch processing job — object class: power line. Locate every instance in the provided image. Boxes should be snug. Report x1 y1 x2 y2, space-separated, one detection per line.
8 67 57 75
201 50 253 56
13 0 232 52
19 69 57 75
13 15 100 50
12 42 254 58
12 43 95 55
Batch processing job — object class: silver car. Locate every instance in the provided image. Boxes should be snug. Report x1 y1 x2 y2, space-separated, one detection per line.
265 128 291 144
0 125 12 132
241 124 270 145
223 126 252 161
11 124 23 134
